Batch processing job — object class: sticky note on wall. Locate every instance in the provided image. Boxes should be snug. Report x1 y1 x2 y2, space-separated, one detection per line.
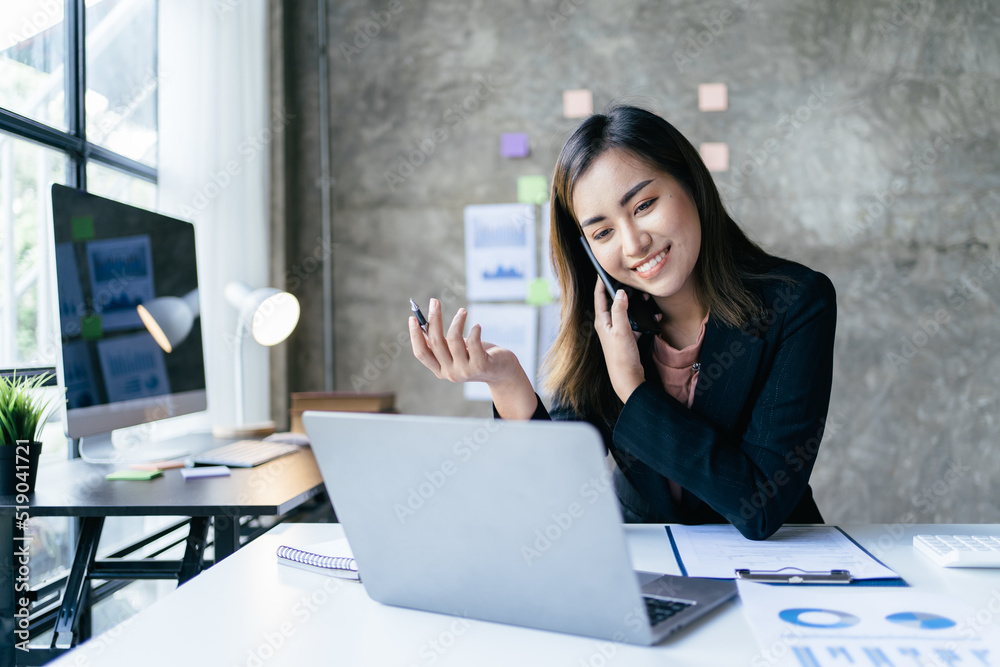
500 133 530 158
563 89 593 118
517 175 549 204
699 142 729 172
698 83 728 111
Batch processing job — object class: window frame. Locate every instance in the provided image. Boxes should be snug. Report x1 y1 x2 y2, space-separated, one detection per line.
0 0 157 376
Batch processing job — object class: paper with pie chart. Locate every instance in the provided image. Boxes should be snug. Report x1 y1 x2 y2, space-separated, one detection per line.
738 581 1000 666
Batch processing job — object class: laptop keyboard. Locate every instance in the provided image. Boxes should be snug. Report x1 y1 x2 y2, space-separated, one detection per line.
644 597 693 625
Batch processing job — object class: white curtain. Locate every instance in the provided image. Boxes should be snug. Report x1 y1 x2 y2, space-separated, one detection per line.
157 1 271 431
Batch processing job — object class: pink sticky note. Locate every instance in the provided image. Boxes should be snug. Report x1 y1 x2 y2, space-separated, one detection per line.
699 142 729 172
563 89 594 118
698 83 728 112
500 132 530 158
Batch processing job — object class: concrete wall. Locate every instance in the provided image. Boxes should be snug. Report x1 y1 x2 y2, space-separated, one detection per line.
277 0 1000 523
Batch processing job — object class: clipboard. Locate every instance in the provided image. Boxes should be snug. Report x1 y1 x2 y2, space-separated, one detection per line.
735 568 853 584
665 525 908 587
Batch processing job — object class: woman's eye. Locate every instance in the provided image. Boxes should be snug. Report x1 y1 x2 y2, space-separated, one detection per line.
636 198 656 214
593 229 610 241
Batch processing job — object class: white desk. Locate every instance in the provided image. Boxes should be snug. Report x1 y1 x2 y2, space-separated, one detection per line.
45 524 1000 667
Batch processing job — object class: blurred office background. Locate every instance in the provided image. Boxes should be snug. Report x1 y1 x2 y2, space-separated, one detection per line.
274 0 1000 526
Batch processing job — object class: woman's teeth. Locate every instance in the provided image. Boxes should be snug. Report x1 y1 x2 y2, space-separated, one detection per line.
635 249 667 274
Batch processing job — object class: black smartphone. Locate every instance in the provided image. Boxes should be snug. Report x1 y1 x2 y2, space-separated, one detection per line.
579 236 661 334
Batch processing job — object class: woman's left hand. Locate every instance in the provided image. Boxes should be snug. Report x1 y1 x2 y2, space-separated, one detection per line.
593 278 646 403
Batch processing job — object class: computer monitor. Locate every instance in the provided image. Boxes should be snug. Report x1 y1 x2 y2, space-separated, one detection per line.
50 184 207 458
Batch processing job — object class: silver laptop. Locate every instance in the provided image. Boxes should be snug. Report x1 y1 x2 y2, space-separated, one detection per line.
302 411 736 645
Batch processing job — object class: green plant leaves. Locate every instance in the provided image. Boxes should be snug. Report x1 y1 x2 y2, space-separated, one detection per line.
0 372 56 446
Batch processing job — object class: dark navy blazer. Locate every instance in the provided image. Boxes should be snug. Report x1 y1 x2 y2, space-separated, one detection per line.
523 262 837 540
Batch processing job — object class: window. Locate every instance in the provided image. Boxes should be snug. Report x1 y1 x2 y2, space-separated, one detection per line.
1 0 158 374
0 0 164 634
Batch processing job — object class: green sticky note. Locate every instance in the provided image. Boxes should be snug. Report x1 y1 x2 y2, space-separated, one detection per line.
71 215 95 240
80 315 103 340
517 175 549 205
106 469 163 481
526 277 553 305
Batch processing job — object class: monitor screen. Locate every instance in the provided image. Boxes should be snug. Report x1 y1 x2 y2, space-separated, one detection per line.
51 184 207 439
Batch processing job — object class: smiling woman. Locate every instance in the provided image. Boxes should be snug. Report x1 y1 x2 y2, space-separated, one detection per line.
410 105 837 541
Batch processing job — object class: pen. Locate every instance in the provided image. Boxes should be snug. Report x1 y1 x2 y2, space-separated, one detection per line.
409 298 428 332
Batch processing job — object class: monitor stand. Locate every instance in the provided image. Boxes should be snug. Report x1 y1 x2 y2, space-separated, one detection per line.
77 431 190 464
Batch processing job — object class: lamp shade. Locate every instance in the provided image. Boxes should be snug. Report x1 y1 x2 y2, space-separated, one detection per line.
137 289 200 353
224 281 300 345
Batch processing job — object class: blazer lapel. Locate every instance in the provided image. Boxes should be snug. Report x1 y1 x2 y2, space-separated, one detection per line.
689 317 766 435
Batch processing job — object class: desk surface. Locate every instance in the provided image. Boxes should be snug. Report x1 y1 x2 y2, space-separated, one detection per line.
0 447 324 517
44 523 1000 667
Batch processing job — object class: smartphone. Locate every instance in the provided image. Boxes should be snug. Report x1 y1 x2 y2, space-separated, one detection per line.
579 236 661 334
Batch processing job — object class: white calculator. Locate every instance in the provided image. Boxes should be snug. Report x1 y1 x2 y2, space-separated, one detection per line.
912 534 1000 568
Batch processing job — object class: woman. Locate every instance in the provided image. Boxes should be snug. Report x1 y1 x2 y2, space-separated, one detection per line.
409 105 836 540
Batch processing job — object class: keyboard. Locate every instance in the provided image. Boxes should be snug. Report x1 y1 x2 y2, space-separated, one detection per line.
913 534 1000 568
644 597 692 625
191 440 302 468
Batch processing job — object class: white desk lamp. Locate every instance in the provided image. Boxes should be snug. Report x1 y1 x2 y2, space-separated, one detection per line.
212 281 300 439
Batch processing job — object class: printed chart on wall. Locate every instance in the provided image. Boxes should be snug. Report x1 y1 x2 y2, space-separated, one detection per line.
737 581 1000 666
462 304 537 401
464 203 536 301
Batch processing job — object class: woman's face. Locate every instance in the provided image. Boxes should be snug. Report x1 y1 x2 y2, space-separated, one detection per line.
572 148 702 307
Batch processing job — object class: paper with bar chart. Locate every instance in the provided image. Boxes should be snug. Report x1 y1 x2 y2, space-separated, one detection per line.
462 304 537 401
738 581 1000 666
464 204 536 301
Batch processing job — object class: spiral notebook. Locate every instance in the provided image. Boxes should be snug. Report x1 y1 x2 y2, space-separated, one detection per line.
276 538 360 581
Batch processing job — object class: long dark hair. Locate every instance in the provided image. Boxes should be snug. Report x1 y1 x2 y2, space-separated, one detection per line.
543 105 782 424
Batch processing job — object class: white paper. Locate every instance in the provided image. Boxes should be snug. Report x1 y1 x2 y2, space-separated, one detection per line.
463 304 537 401
539 201 561 298
535 303 561 393
464 203 536 301
738 580 1000 667
624 525 682 576
670 525 898 580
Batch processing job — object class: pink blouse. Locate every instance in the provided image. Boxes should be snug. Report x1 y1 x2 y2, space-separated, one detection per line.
650 312 709 502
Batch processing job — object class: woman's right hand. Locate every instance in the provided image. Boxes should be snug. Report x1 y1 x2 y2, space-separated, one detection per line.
409 298 538 419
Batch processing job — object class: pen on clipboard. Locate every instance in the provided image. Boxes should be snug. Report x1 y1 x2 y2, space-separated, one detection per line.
409 298 428 332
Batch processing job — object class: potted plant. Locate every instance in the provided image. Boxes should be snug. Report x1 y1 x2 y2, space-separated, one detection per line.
0 371 56 496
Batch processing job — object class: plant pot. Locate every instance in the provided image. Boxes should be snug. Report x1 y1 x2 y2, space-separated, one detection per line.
0 441 43 496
